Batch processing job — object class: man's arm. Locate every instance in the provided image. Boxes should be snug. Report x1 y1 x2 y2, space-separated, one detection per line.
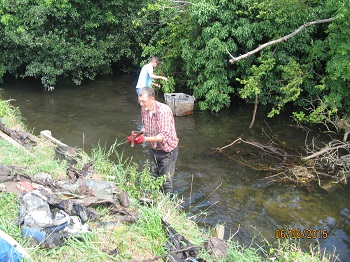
144 134 163 143
151 82 161 88
150 74 168 82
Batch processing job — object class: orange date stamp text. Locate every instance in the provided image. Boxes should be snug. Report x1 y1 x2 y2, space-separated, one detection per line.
275 229 328 239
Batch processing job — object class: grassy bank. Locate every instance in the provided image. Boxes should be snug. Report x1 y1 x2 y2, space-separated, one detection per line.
0 98 338 262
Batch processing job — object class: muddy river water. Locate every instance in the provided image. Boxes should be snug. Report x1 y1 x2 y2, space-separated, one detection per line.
1 73 349 260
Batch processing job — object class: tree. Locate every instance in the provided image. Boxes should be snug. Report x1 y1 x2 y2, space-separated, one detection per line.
0 0 147 89
141 0 350 125
234 0 350 125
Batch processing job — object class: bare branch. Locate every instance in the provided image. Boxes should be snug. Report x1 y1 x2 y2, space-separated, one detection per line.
216 137 243 151
216 137 287 160
172 0 194 4
228 18 335 63
302 142 349 160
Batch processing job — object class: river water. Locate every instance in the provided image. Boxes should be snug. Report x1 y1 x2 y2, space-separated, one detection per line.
1 73 349 260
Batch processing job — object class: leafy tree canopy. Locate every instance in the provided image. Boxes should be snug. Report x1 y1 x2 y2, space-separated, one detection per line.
0 0 349 126
140 0 349 125
0 0 147 89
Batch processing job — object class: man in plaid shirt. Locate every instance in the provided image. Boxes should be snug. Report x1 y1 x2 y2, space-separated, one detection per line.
127 87 179 195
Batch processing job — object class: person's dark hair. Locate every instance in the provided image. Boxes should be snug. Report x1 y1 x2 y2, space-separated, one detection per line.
138 87 155 98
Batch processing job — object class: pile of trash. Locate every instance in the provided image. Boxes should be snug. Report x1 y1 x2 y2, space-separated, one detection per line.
0 161 138 261
0 124 229 262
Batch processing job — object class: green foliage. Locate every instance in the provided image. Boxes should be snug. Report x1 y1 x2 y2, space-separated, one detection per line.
1 0 349 124
139 0 350 124
0 192 22 241
161 76 175 93
0 96 25 128
137 1 190 91
89 140 165 199
90 140 125 176
134 206 167 254
0 99 10 117
0 0 147 89
125 161 165 199
288 0 350 124
237 52 275 100
266 59 304 117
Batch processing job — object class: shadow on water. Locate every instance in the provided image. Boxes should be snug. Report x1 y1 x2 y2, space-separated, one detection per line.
1 74 350 259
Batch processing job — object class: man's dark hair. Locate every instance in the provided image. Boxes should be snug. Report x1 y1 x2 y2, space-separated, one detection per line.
138 87 155 98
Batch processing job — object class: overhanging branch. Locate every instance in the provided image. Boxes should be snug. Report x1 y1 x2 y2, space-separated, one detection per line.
228 18 335 63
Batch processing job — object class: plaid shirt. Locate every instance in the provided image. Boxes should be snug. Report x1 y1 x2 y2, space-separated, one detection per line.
141 101 179 152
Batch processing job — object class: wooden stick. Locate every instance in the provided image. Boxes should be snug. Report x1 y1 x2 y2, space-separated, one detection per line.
0 130 23 148
40 130 68 147
0 130 32 155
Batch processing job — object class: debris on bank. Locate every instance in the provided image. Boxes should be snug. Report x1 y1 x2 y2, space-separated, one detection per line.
0 162 137 247
0 121 229 261
0 122 37 150
0 229 32 262
0 122 139 254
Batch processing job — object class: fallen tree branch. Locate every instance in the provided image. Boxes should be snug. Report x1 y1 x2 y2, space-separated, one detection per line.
228 17 334 63
216 137 287 157
302 142 349 160
216 137 244 151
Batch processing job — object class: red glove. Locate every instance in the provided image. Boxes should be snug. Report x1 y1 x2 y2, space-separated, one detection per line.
134 134 144 144
126 136 133 143
126 134 144 145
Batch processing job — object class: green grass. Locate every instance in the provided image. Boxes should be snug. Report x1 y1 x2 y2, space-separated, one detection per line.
0 97 340 261
0 192 22 241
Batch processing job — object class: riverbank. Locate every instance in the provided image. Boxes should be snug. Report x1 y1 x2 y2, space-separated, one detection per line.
0 98 339 261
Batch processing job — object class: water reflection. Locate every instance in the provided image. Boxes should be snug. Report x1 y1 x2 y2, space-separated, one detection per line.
1 74 349 260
